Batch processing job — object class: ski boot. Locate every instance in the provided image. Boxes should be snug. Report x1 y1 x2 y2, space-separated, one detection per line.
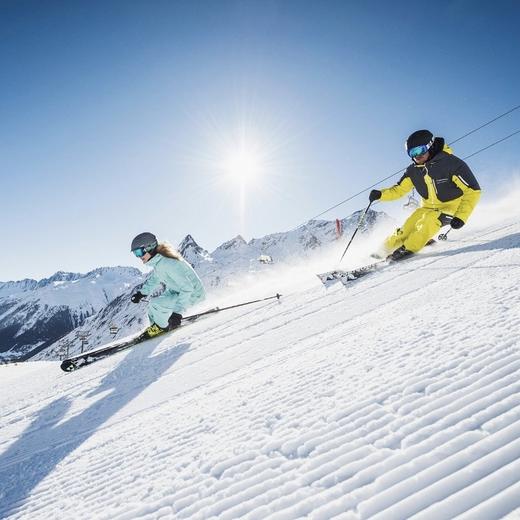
387 246 414 262
138 322 168 341
167 312 182 330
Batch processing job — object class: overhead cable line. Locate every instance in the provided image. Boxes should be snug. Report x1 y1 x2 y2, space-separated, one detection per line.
448 104 520 146
303 105 520 224
461 128 520 161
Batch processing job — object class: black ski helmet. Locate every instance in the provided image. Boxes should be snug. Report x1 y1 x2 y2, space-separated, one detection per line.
405 129 434 154
131 232 158 253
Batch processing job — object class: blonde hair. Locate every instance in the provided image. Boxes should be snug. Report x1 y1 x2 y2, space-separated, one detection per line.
156 242 183 260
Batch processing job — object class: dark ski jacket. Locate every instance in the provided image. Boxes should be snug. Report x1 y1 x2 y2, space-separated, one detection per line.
380 138 481 223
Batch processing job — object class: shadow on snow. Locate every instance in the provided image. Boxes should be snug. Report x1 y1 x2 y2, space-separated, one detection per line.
0 339 189 518
429 232 520 259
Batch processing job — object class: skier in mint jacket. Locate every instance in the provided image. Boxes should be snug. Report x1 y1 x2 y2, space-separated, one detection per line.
130 232 206 339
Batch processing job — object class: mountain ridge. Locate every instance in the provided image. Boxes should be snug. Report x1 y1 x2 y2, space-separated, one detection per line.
3 209 390 361
0 266 144 361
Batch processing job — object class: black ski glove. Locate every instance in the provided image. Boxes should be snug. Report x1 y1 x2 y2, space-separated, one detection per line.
131 291 145 303
369 189 382 202
450 217 465 229
168 312 182 330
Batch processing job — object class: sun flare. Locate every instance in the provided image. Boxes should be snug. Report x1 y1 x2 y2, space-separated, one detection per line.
223 147 261 183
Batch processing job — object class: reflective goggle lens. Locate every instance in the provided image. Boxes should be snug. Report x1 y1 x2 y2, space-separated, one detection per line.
408 144 430 158
133 247 146 257
408 137 434 158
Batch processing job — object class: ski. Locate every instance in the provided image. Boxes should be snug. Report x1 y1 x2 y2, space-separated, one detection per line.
317 259 388 287
59 327 178 372
318 235 443 287
60 293 282 372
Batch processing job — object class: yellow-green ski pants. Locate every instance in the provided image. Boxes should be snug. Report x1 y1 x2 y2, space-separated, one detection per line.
384 207 444 253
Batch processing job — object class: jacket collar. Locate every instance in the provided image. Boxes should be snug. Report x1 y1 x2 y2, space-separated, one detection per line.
146 254 162 267
426 150 451 167
427 137 445 160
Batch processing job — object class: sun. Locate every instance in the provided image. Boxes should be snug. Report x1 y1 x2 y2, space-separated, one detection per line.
223 146 261 183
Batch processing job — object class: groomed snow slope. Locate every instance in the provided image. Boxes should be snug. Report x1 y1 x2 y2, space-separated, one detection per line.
1 217 520 520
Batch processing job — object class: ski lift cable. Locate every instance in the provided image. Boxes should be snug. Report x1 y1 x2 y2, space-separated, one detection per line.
461 128 520 161
302 105 520 225
448 104 520 146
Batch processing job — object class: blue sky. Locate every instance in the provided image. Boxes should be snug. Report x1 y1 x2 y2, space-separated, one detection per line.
2 0 520 281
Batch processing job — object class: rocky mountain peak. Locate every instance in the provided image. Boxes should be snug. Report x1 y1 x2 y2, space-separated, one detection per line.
178 234 212 268
178 234 200 253
216 235 247 251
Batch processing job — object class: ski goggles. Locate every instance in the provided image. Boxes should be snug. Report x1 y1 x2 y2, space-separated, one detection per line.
407 138 434 158
132 247 147 258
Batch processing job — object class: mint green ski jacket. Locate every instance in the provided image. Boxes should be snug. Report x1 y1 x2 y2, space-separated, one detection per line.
141 254 206 315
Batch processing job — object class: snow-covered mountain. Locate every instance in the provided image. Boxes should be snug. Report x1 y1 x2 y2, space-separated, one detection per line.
1 206 519 519
181 209 389 289
4 209 389 362
0 267 143 362
34 285 153 363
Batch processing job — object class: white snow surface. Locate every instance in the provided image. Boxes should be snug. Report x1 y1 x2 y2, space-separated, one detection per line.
1 208 520 519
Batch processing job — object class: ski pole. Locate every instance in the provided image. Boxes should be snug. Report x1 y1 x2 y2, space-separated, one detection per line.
182 293 282 322
339 201 373 262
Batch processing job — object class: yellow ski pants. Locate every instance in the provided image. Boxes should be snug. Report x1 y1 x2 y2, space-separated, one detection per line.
385 207 445 253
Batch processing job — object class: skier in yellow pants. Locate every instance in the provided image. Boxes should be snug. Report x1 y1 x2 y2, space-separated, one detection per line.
370 130 481 261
